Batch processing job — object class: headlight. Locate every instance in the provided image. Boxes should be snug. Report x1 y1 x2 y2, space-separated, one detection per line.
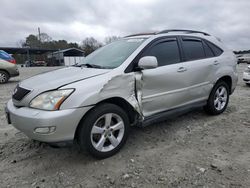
30 89 74 110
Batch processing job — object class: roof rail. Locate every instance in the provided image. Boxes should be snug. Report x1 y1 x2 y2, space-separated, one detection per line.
157 29 210 36
124 32 156 38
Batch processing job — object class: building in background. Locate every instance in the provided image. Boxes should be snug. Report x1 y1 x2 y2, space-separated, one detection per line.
47 48 85 66
0 47 56 66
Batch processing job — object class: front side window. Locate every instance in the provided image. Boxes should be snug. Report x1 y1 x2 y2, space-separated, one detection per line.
182 39 206 61
142 39 181 67
79 38 145 69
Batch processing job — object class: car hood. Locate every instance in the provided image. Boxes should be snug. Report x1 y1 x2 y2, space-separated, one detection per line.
20 66 110 90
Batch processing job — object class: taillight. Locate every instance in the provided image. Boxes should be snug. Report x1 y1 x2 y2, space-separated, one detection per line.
8 59 16 64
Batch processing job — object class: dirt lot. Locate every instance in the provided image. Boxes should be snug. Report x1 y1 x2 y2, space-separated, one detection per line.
0 65 250 188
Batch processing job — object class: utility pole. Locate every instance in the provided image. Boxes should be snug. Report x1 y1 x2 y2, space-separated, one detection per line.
38 27 41 48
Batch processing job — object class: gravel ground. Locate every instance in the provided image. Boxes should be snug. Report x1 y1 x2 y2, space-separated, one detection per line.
0 65 250 188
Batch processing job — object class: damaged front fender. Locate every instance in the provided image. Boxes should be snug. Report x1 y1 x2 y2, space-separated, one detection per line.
60 72 144 120
99 72 143 117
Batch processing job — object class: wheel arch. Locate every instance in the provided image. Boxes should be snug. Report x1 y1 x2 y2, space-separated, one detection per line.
216 75 232 94
0 69 10 77
74 97 139 140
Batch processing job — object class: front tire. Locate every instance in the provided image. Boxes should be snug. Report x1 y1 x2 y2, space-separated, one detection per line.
77 103 130 159
0 70 9 84
204 81 229 115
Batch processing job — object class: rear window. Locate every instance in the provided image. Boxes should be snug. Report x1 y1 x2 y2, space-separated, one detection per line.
0 50 13 61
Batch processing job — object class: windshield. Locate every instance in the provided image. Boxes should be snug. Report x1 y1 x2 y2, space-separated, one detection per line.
79 38 145 69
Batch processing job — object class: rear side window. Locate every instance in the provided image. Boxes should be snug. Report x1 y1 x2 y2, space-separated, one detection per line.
143 39 180 67
206 41 223 56
203 41 214 58
182 39 206 61
0 50 12 61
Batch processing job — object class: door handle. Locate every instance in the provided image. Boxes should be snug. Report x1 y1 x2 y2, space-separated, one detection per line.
177 67 187 72
213 60 219 65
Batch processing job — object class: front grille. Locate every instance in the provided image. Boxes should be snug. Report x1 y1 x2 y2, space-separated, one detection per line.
12 85 31 101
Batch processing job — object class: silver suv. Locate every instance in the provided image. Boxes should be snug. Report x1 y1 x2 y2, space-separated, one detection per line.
6 30 238 158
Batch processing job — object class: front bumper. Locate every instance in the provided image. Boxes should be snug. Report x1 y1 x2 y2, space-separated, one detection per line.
243 72 250 83
6 100 92 142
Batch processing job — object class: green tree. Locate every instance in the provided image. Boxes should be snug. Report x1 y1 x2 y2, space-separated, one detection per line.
24 34 40 48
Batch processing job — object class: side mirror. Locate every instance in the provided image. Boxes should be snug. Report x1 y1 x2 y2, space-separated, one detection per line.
138 56 158 70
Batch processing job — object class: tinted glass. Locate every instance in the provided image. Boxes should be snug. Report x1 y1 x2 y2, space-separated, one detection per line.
206 41 223 56
79 38 145 69
203 41 214 58
143 40 180 66
182 39 205 61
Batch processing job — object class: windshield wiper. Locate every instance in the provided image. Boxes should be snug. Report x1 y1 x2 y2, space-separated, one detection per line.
74 63 110 69
83 63 103 68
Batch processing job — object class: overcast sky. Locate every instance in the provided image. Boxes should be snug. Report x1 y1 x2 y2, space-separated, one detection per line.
0 0 249 50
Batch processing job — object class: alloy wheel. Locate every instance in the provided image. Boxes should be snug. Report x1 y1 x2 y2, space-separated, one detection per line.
0 72 7 83
90 113 125 152
214 86 228 111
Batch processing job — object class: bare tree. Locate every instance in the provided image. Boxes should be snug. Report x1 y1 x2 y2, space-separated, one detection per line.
104 36 120 44
16 40 26 47
39 33 52 43
81 37 102 55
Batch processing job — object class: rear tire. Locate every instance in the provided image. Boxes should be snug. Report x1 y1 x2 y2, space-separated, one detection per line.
0 70 9 84
204 81 229 115
77 103 130 159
